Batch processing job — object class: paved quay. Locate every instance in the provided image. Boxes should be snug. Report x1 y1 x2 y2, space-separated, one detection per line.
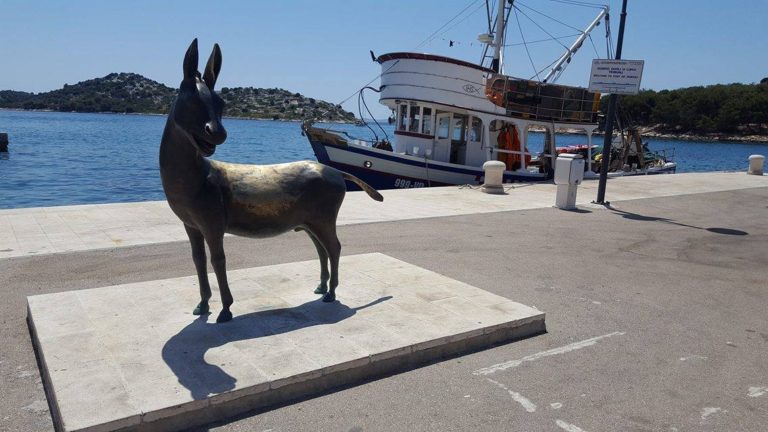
0 171 765 259
1 171 767 431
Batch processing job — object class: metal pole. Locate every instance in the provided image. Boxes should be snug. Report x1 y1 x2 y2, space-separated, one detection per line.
595 0 628 204
491 0 508 73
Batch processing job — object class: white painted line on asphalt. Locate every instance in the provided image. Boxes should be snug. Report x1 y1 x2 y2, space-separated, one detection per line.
679 355 707 362
555 419 589 432
485 378 537 413
472 331 626 376
700 407 725 420
550 402 563 409
748 387 767 397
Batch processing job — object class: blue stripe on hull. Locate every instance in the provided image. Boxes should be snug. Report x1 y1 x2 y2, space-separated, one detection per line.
308 139 551 190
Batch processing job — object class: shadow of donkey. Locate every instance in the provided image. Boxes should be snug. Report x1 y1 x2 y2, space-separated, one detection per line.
161 296 391 400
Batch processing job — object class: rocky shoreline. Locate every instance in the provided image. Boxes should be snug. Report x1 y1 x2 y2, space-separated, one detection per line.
633 126 768 144
529 124 768 144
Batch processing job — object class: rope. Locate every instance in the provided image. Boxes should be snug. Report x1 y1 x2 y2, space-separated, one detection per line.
357 91 379 142
360 86 389 141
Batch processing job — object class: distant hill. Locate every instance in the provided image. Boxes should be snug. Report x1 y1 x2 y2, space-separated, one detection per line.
0 73 356 122
605 80 768 138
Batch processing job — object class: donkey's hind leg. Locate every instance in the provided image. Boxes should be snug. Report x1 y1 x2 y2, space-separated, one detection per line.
304 229 330 295
306 222 341 303
205 232 234 323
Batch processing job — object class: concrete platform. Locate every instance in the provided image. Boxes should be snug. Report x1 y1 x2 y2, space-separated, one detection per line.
27 253 545 432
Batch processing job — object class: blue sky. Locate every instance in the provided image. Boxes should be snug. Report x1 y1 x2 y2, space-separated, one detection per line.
3 0 767 118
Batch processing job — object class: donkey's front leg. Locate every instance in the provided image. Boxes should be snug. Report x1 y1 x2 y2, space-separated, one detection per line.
206 234 234 323
185 225 212 315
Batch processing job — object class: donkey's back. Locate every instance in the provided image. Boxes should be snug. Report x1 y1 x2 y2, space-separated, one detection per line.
209 160 347 238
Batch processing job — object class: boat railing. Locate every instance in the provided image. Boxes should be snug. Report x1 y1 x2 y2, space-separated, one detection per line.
492 147 556 172
485 74 601 124
493 148 537 157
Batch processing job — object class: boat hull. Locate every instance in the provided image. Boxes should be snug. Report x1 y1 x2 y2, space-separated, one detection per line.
307 137 550 190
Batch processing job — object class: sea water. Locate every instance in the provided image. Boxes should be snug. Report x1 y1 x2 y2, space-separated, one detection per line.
1 110 766 209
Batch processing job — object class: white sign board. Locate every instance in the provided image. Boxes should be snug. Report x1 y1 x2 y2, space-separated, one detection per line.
588 59 644 95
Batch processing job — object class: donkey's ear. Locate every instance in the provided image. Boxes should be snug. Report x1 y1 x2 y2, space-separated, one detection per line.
203 43 222 90
183 38 199 81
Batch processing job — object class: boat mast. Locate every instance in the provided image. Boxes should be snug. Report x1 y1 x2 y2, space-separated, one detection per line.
490 0 509 73
542 6 609 83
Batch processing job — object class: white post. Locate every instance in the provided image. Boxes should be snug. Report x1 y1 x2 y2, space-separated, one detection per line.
748 154 765 175
483 161 506 194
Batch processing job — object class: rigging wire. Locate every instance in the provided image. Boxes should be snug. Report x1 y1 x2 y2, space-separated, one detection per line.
543 0 607 9
512 6 541 81
531 57 560 81
503 33 581 47
588 34 600 58
436 1 487 41
414 0 484 51
513 5 571 51
337 0 481 108
516 1 584 33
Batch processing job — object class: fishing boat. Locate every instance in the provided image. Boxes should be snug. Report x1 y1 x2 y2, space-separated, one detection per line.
303 1 673 189
558 127 677 176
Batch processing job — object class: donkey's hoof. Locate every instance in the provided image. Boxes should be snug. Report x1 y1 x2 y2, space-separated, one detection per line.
193 302 210 315
314 283 328 295
216 309 233 323
322 292 336 303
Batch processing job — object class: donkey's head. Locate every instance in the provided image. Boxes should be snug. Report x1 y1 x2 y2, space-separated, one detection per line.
174 39 227 157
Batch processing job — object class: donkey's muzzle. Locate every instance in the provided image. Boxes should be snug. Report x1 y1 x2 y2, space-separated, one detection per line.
204 122 227 146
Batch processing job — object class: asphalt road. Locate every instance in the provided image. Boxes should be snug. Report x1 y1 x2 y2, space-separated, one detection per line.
1 187 766 431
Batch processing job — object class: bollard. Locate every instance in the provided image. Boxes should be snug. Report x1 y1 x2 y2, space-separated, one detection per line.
482 160 506 194
748 154 764 176
554 154 585 210
0 133 8 152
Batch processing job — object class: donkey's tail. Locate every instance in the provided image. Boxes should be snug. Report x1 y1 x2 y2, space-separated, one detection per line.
342 172 384 202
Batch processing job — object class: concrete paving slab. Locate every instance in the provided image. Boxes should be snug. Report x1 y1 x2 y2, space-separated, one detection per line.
2 172 765 259
27 253 544 432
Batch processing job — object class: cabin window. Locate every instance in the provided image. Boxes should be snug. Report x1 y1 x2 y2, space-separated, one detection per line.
422 107 433 135
437 115 450 139
408 105 421 133
452 116 465 141
398 104 407 131
469 117 482 142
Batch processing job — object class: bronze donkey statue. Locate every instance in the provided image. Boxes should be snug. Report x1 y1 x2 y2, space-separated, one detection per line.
160 39 383 323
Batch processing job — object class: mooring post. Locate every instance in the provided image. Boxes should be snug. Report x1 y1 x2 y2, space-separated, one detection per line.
0 133 8 152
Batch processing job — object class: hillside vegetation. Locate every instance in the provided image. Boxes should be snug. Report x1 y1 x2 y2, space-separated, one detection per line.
0 73 355 122
611 79 768 137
